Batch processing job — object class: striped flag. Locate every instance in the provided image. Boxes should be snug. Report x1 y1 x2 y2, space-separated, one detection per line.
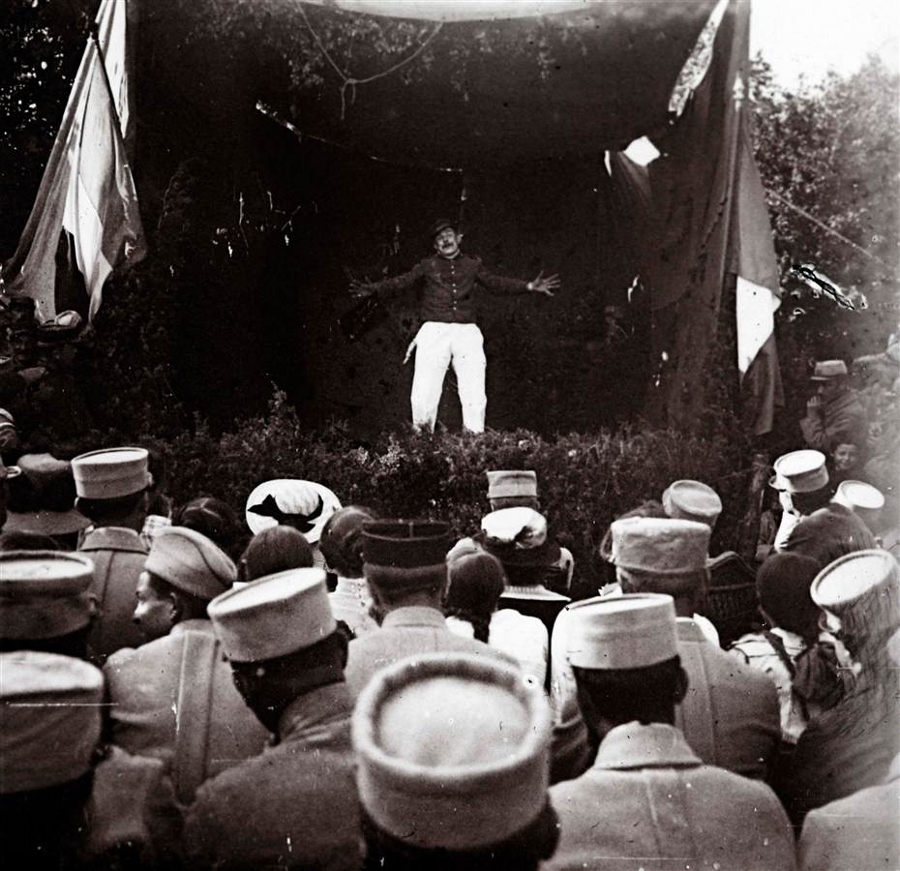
2 0 145 322
729 76 784 437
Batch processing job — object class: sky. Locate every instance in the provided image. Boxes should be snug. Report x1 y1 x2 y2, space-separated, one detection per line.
749 0 900 87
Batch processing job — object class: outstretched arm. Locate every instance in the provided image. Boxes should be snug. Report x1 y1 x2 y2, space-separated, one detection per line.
526 271 560 297
348 262 425 300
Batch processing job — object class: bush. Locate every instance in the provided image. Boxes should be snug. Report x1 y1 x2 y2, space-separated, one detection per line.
152 390 751 595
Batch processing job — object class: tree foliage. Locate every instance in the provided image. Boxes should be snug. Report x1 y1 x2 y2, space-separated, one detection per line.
0 0 85 255
749 54 899 366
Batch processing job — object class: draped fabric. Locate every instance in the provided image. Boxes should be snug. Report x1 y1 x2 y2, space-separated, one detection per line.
608 0 782 435
2 0 145 321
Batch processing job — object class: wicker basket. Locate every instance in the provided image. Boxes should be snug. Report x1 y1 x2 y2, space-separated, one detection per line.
703 551 760 648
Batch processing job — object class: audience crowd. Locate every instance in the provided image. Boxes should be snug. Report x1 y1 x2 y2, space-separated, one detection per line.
0 351 898 869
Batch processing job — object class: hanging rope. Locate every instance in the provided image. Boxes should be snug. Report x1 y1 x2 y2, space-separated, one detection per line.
297 2 443 120
767 189 894 271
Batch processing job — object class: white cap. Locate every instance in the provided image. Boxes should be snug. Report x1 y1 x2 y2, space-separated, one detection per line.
772 450 828 494
244 479 341 542
0 651 103 793
353 653 551 851
565 593 679 669
811 549 899 618
662 480 723 528
72 447 150 499
610 517 709 575
208 567 337 662
0 551 95 640
831 480 885 512
486 470 538 500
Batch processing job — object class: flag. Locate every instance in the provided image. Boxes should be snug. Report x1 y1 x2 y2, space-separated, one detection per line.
730 112 784 437
2 0 145 322
606 0 783 436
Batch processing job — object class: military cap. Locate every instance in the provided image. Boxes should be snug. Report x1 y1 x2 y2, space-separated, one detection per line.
662 480 723 528
0 551 95 640
565 593 679 669
810 359 849 380
429 217 456 239
610 516 709 575
772 449 829 494
480 507 560 567
362 520 452 569
811 549 898 621
0 650 103 793
72 447 150 499
486 470 538 501
208 567 336 663
353 652 552 851
4 453 90 536
831 479 885 512
244 478 341 542
145 526 237 600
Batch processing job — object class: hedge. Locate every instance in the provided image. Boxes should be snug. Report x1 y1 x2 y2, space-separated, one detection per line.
148 391 752 596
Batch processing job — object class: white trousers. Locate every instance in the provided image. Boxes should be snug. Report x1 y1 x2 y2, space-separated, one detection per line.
410 322 486 433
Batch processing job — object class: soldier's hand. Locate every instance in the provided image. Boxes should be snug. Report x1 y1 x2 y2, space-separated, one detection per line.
17 366 47 386
349 279 374 299
528 272 560 296
806 395 821 412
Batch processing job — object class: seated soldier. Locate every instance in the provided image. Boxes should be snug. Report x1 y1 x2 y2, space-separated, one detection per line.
104 527 268 805
0 550 95 659
354 652 559 870
547 594 796 871
552 518 780 783
1 650 175 869
779 549 900 827
775 449 876 566
797 630 900 871
185 567 362 870
73 447 152 662
344 519 517 699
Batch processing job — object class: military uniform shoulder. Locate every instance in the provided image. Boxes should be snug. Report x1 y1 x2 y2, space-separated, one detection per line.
104 644 141 671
